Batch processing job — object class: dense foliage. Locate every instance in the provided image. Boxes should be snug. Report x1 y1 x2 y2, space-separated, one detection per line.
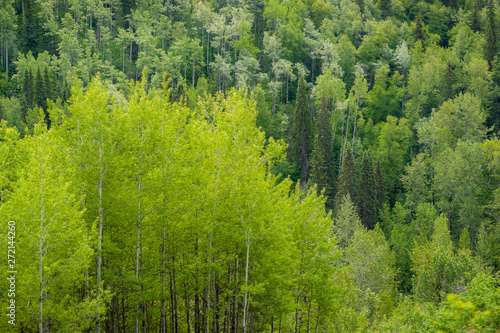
1 0 500 332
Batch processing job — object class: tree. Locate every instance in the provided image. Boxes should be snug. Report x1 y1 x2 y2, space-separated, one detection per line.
345 225 396 304
434 141 486 241
401 153 431 212
412 13 427 44
337 143 357 204
485 0 497 68
334 193 363 248
358 151 377 229
380 0 391 19
310 97 335 209
470 0 481 33
375 116 411 205
290 75 313 186
0 120 98 332
411 214 481 303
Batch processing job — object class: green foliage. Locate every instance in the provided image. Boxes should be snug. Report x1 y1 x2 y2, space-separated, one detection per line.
290 76 313 185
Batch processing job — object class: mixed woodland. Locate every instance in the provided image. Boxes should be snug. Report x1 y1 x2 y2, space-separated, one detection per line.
1 0 500 331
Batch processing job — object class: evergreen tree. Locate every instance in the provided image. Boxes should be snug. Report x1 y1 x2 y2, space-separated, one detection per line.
20 0 39 54
35 66 50 127
337 144 357 205
121 0 137 28
355 0 365 13
358 151 377 229
380 0 391 19
470 0 481 33
44 66 55 102
0 99 4 121
445 62 454 101
334 193 363 248
22 68 34 121
486 0 497 68
375 159 387 209
35 66 46 110
413 13 426 44
310 97 335 210
291 76 313 186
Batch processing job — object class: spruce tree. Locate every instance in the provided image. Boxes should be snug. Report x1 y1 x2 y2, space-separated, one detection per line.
470 0 481 33
35 66 47 110
291 76 313 186
380 0 391 19
22 68 35 122
413 13 426 44
444 62 454 101
375 159 387 209
337 144 357 205
44 66 55 102
21 0 39 54
310 97 335 209
358 151 377 229
486 0 497 68
35 66 51 127
0 99 4 121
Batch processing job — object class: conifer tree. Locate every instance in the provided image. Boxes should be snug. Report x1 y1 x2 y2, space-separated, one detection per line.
35 66 50 127
486 0 497 68
310 97 335 209
44 66 55 102
413 13 426 44
470 0 481 32
380 0 391 19
376 159 387 208
358 151 377 229
334 193 363 248
21 0 39 54
337 144 357 205
22 68 34 121
445 62 454 101
291 76 313 186
35 66 46 110
0 100 4 120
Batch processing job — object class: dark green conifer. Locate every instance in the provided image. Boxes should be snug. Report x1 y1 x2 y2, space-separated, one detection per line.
413 13 426 44
380 0 391 19
310 97 335 209
22 68 34 121
445 62 454 101
291 76 313 187
355 0 365 13
337 144 357 205
486 0 497 68
35 66 47 110
375 159 387 209
21 0 39 54
358 151 377 229
470 0 481 32
44 66 55 102
0 99 4 121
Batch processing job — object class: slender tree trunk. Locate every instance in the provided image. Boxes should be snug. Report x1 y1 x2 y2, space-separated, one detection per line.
96 145 104 333
161 228 166 333
135 168 142 333
243 232 251 333
38 160 44 333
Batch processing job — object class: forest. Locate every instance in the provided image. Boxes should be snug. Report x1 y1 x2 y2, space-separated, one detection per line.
0 0 500 332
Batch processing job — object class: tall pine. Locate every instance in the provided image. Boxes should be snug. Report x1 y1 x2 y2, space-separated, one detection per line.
337 143 357 205
291 76 313 187
310 97 335 209
22 68 34 122
358 151 377 229
470 0 481 32
375 159 387 209
486 0 497 68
